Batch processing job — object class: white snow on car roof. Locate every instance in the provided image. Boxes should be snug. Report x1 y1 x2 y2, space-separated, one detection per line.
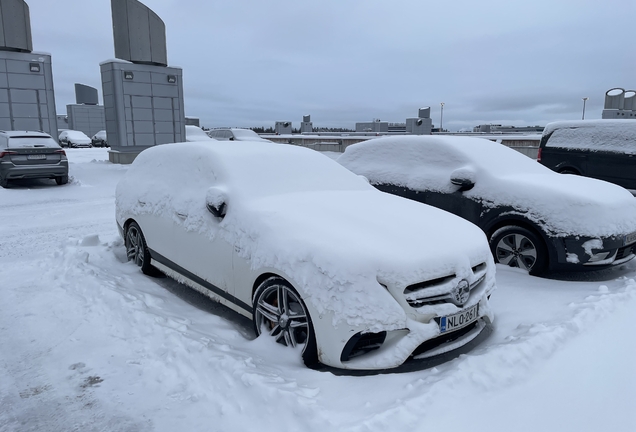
543 120 636 154
62 130 90 139
338 135 636 238
543 119 636 136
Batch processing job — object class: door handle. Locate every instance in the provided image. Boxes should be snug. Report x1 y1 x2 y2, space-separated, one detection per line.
176 212 187 219
138 200 146 206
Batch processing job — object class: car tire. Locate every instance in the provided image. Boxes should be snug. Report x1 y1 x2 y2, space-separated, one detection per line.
489 225 547 275
253 277 318 367
0 176 8 188
55 175 68 185
125 221 156 276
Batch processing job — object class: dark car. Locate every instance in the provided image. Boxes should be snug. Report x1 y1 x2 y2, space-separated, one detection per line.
338 135 636 275
91 130 108 147
0 130 69 187
538 120 636 191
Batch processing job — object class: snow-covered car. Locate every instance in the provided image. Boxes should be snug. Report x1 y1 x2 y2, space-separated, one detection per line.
338 136 636 275
207 128 272 142
185 125 216 142
91 130 108 147
538 120 636 191
115 141 496 371
59 130 92 148
0 131 68 187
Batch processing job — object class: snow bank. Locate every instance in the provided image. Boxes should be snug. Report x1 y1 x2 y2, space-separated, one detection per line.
338 136 636 237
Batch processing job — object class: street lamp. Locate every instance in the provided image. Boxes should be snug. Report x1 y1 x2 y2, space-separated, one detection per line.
582 97 588 120
440 102 445 132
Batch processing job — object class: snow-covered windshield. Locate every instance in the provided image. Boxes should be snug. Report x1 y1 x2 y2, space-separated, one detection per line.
231 129 265 140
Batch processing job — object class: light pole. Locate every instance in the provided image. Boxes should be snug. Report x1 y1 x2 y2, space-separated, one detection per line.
582 97 588 120
440 102 445 132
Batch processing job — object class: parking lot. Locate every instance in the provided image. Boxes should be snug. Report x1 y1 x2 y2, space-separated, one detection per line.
1 148 635 432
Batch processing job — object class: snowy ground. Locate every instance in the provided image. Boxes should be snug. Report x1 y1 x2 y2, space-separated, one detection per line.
1 148 635 432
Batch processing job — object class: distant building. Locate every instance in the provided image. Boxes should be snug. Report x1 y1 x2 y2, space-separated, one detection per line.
356 119 388 133
472 124 544 133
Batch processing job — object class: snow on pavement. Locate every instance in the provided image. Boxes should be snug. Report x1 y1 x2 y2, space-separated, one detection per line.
1 148 634 431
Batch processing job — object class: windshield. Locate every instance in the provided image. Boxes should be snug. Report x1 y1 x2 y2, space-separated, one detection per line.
232 129 262 139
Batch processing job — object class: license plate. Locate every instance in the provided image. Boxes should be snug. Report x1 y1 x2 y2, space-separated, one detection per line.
440 304 479 333
27 154 46 160
625 232 636 246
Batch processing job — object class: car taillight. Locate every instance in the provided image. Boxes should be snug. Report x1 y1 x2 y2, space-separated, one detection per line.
55 149 66 156
536 147 542 162
0 150 17 159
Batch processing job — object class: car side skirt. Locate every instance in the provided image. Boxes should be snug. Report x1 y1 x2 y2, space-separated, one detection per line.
148 248 253 318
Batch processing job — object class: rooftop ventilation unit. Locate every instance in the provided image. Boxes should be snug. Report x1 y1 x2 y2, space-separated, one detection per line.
0 0 32 52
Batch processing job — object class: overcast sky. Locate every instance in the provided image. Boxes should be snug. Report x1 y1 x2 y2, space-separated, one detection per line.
26 0 636 131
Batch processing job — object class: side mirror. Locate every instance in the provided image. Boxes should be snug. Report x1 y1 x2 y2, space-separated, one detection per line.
206 187 228 219
450 168 475 192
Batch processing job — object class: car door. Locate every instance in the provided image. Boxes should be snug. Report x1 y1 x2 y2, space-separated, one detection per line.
133 203 178 267
171 199 235 299
425 189 483 226
585 145 636 190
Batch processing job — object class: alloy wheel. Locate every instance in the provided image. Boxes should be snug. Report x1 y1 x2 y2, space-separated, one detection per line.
126 225 145 267
254 283 309 348
495 233 537 271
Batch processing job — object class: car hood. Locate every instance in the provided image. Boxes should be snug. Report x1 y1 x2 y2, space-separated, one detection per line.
467 172 636 237
223 189 494 329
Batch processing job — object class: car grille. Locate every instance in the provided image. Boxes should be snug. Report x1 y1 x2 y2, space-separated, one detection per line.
615 244 635 261
411 320 479 358
403 262 487 308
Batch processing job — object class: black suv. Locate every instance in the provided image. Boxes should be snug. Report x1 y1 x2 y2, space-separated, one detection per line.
538 120 636 191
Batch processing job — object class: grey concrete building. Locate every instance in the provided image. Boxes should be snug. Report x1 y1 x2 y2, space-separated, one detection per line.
102 0 185 164
65 83 105 137
405 107 432 135
300 115 312 133
275 121 292 134
67 104 105 138
0 0 57 136
185 116 199 127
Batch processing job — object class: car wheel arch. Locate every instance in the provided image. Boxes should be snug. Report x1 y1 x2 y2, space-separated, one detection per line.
557 167 580 175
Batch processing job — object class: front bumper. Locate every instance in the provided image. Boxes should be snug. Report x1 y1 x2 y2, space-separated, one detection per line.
552 234 636 269
312 287 494 371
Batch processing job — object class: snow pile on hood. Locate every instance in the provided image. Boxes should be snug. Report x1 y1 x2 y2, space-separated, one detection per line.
543 120 636 154
338 136 636 238
116 142 494 329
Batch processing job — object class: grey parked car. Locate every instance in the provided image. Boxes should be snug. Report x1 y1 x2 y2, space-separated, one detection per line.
0 131 69 188
207 128 272 142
